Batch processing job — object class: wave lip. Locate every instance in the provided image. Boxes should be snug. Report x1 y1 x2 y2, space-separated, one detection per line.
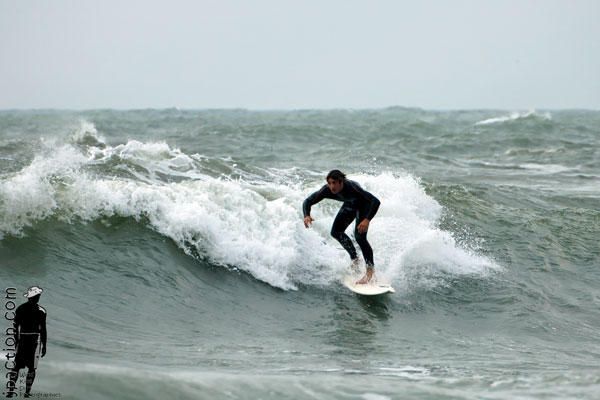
71 120 106 147
0 145 88 239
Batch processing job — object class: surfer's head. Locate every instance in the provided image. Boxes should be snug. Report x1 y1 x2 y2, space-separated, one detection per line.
326 170 345 194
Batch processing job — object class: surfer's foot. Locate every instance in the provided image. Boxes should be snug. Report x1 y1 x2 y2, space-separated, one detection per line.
356 267 374 284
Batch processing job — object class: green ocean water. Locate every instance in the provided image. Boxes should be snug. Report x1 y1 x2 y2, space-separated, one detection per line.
1 108 599 399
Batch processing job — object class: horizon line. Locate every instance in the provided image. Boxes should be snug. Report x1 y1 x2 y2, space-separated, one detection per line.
1 105 599 112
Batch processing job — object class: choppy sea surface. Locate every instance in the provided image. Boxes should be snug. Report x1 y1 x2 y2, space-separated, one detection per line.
1 108 599 399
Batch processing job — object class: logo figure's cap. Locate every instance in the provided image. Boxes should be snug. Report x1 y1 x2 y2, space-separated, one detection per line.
24 286 43 298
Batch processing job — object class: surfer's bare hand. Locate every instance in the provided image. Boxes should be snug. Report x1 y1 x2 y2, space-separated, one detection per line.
357 219 370 233
304 216 314 228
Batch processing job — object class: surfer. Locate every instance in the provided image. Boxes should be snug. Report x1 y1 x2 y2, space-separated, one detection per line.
7 286 47 398
302 170 380 284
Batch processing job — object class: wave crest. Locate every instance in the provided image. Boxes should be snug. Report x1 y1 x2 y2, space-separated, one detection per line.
475 110 552 126
0 139 499 290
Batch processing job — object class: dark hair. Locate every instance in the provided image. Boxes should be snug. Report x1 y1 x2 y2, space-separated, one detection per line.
326 169 346 181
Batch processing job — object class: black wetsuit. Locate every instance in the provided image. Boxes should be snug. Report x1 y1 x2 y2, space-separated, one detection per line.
303 179 380 266
8 301 47 397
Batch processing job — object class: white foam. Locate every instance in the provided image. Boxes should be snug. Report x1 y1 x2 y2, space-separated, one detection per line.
340 173 500 290
0 145 88 238
463 160 573 175
518 163 571 174
87 139 202 182
475 110 551 126
361 394 392 400
504 147 562 156
0 140 499 290
71 120 106 146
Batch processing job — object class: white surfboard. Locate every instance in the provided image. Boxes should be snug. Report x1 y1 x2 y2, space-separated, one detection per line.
342 274 395 295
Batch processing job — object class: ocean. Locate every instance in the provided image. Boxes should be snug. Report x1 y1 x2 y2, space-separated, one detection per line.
1 108 599 399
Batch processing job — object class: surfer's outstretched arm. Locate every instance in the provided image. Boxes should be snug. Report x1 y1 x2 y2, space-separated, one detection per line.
302 185 328 217
302 185 328 227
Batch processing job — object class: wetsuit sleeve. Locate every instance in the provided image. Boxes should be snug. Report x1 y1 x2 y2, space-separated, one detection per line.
40 308 47 347
13 305 21 343
302 185 328 217
348 181 380 220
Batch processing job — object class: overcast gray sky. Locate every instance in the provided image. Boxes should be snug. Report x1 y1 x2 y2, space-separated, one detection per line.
1 0 599 110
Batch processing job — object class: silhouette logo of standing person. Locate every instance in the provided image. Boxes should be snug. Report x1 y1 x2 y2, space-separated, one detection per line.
7 286 47 398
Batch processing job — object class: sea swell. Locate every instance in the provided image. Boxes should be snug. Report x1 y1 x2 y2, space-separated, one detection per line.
2 109 600 400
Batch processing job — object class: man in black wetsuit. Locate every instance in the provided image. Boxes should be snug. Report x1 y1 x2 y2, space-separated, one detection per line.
302 170 381 284
7 286 47 398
